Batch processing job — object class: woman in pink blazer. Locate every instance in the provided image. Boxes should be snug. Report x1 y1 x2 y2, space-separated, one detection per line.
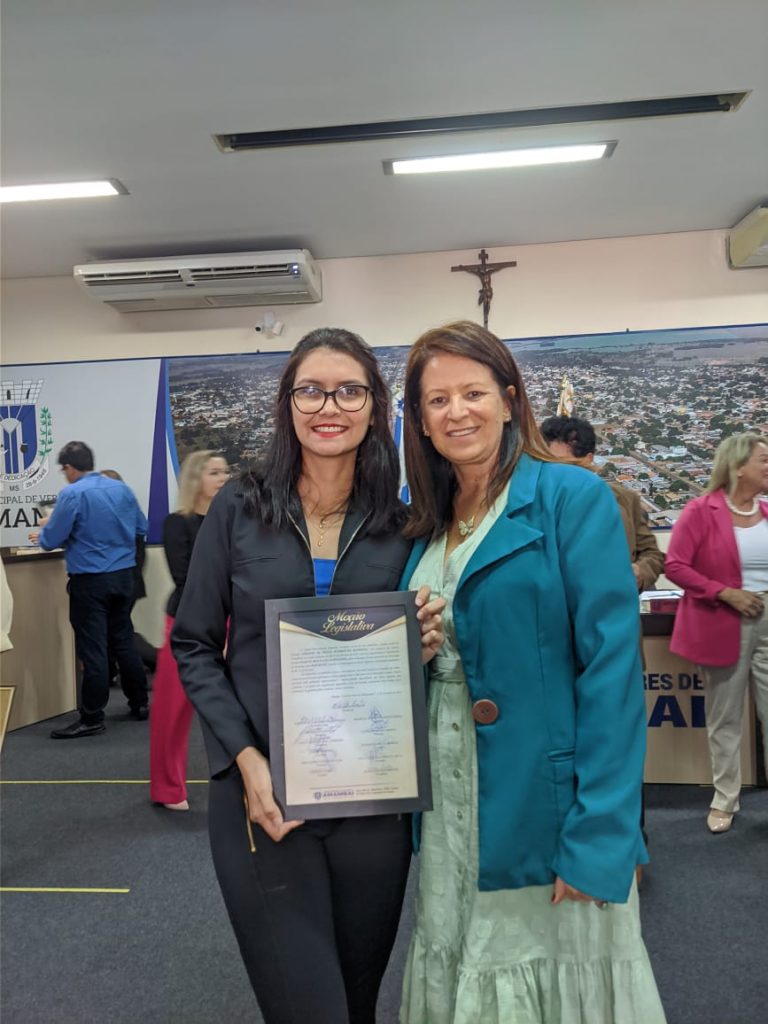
665 432 768 833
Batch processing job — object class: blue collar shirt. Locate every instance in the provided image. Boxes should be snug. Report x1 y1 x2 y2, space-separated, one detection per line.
39 473 148 575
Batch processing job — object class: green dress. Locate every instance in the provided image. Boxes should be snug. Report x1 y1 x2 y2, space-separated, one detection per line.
400 486 666 1024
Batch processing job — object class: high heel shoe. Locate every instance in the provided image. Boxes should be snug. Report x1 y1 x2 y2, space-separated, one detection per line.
162 800 189 812
706 809 733 833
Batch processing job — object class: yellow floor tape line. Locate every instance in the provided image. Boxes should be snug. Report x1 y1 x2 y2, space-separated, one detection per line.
1 887 130 893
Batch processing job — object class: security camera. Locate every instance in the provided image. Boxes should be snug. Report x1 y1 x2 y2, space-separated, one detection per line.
253 312 284 337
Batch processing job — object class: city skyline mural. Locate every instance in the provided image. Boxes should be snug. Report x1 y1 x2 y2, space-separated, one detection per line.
168 322 768 525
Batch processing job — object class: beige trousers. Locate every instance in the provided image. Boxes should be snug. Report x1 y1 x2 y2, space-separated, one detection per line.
701 599 768 813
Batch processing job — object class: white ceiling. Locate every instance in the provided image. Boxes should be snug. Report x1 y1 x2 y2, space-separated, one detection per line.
2 0 767 280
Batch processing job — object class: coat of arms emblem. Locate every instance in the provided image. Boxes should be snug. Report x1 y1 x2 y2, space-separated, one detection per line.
0 379 53 489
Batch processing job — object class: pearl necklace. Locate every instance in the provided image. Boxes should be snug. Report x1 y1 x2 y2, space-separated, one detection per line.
724 494 759 517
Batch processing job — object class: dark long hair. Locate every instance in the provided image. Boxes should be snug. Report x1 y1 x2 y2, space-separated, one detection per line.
403 320 556 539
239 328 405 535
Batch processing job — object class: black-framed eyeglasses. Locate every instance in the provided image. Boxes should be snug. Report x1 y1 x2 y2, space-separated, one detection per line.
290 385 371 414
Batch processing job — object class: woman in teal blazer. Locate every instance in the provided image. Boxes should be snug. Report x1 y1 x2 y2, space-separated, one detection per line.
398 321 665 1024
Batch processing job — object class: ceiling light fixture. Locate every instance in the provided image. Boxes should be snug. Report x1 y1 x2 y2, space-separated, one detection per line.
385 142 616 175
0 179 127 203
215 93 747 152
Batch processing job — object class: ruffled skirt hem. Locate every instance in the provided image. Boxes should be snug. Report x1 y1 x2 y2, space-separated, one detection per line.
400 934 667 1024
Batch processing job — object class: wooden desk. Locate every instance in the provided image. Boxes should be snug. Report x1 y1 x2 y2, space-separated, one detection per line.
0 553 76 729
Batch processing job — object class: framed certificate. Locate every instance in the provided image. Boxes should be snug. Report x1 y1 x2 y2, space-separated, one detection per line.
265 590 432 820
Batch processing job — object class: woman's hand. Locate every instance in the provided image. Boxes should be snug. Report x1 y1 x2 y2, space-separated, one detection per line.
236 746 304 842
415 585 446 664
718 587 764 618
551 876 606 908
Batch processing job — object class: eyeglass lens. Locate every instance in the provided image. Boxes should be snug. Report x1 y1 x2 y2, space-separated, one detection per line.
292 386 369 412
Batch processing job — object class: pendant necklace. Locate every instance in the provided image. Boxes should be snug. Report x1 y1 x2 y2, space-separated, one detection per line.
456 499 486 538
724 494 759 517
314 513 333 548
309 509 345 548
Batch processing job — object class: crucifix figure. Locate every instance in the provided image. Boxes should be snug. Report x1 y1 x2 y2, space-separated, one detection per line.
451 248 517 328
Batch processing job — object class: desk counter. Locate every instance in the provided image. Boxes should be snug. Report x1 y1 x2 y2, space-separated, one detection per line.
641 613 756 785
1 551 76 730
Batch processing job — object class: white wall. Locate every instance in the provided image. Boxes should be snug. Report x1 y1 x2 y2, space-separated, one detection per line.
3 229 766 646
3 229 767 365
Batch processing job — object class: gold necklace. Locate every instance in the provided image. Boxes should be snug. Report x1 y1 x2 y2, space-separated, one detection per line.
455 498 486 538
307 508 345 548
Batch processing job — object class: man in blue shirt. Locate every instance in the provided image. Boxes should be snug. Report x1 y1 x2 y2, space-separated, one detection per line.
30 441 150 738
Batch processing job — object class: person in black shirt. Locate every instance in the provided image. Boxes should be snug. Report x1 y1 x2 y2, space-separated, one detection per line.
149 451 229 810
172 329 444 1024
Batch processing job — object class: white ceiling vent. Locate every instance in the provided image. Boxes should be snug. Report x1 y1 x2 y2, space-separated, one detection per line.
727 204 768 268
73 249 322 310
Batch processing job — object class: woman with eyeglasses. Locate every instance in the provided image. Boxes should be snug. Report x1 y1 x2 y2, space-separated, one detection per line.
172 328 444 1024
149 450 230 810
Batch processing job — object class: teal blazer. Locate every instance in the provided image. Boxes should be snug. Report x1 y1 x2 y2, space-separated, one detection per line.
402 454 647 904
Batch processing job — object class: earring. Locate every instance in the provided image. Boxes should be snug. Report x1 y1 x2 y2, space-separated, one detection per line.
423 428 430 437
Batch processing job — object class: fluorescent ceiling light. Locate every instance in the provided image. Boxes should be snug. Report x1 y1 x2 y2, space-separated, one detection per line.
0 179 126 203
386 143 615 175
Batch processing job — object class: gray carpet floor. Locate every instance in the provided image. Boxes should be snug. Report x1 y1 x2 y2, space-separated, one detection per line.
2 690 766 1023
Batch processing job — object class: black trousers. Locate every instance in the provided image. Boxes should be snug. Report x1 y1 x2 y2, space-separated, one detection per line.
68 569 148 723
208 768 412 1024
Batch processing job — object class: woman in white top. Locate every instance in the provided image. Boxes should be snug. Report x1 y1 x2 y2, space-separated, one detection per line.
665 433 768 832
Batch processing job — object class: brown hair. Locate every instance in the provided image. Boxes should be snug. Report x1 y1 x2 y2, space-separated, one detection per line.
403 320 556 538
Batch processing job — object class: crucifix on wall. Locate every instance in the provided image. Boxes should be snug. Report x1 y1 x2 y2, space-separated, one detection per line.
451 248 517 329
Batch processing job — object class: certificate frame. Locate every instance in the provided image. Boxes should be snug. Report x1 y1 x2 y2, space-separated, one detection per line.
265 590 432 820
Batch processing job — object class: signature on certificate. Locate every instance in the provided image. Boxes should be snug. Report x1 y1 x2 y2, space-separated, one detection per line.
295 715 343 766
368 707 391 734
332 698 366 711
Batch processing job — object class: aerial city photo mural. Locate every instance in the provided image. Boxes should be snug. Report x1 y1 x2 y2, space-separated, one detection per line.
3 322 766 547
168 322 768 525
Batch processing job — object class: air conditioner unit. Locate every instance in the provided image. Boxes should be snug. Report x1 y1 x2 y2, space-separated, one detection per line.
727 204 768 269
73 249 322 310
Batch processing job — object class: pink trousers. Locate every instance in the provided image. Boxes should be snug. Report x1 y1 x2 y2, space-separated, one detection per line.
149 616 194 805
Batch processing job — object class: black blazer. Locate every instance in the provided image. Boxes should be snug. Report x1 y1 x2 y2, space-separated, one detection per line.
163 511 204 617
171 482 412 777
